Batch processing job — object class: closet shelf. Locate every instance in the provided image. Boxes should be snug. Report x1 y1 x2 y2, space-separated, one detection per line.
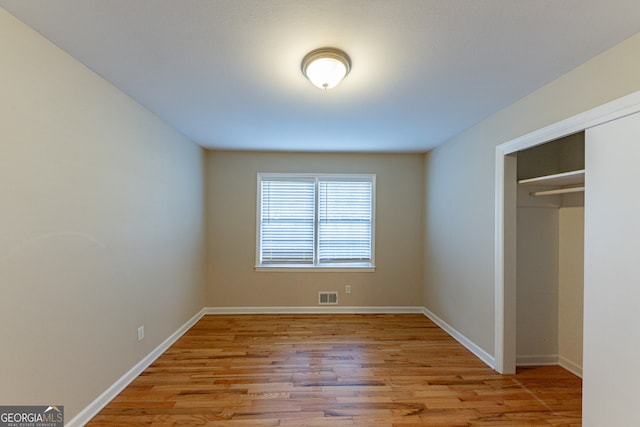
518 169 585 196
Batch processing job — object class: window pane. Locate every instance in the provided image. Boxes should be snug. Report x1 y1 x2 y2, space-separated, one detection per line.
318 180 372 263
260 180 315 264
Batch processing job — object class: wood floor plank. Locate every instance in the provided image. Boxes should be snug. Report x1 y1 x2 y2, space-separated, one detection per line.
88 314 581 426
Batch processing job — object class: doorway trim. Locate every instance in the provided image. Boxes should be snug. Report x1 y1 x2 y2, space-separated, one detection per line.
494 89 640 374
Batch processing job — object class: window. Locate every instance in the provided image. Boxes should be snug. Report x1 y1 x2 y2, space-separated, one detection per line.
256 173 375 270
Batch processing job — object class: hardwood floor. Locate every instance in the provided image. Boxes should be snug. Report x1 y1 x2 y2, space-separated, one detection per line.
88 314 582 426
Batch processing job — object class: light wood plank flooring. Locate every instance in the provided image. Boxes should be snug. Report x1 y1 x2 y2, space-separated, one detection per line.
88 314 582 426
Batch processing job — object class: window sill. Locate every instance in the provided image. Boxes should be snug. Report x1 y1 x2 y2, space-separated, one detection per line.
255 265 376 273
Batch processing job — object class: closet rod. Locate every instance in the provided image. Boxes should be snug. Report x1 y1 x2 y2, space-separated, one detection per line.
530 186 585 197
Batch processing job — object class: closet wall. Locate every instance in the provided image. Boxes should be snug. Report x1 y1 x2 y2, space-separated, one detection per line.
515 132 584 375
558 205 584 374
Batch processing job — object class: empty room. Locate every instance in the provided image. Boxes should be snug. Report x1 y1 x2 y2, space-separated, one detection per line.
2 1 640 426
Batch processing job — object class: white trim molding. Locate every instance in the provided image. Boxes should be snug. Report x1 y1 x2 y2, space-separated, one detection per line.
66 308 206 427
517 354 582 378
205 306 424 315
422 307 496 369
516 354 559 366
559 356 583 378
66 304 499 425
498 89 640 156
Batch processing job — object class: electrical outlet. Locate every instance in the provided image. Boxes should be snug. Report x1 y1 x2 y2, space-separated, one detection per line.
137 326 145 342
345 284 351 294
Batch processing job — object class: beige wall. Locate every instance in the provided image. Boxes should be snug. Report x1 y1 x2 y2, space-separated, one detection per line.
558 206 584 373
206 151 424 307
423 32 640 356
0 8 205 419
516 207 559 361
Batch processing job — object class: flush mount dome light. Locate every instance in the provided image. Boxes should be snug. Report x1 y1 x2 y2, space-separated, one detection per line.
301 47 351 90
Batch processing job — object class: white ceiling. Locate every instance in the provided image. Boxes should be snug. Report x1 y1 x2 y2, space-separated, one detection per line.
3 1 640 152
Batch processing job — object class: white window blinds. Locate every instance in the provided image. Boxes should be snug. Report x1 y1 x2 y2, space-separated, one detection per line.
257 174 375 268
260 179 315 264
318 180 372 264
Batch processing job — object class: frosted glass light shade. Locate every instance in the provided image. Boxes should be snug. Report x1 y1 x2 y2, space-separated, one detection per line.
302 48 351 90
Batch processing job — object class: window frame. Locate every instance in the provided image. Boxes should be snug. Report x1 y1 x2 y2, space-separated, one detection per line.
255 173 376 272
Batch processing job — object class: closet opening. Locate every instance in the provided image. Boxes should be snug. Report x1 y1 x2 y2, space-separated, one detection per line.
494 90 640 377
514 132 584 378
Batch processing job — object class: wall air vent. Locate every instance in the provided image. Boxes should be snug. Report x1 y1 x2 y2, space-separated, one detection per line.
318 291 338 305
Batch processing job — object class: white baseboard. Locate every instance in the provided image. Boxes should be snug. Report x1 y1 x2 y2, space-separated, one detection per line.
66 308 206 427
67 305 500 426
421 307 496 369
516 354 582 378
559 355 583 378
516 354 559 366
205 306 424 314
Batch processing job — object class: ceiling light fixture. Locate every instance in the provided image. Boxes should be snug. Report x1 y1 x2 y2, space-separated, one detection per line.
301 47 351 90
